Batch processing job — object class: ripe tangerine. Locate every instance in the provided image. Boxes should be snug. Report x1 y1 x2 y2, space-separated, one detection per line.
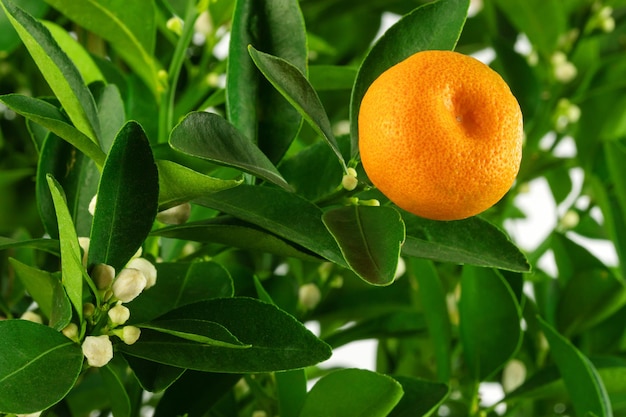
358 50 523 221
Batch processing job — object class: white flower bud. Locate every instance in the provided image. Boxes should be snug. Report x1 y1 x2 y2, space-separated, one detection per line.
20 311 43 324
502 359 527 392
82 335 113 367
78 237 90 266
108 303 130 326
551 53 577 83
62 323 79 341
298 283 321 310
88 194 97 216
341 167 359 191
156 202 191 225
121 325 141 345
91 264 115 290
252 411 267 417
394 257 406 280
126 258 157 289
17 412 42 417
112 268 147 302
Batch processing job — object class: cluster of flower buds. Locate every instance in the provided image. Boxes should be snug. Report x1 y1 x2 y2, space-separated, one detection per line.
590 3 615 33
551 52 577 84
74 241 158 368
553 98 581 132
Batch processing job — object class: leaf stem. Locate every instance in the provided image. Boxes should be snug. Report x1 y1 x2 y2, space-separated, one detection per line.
159 4 199 143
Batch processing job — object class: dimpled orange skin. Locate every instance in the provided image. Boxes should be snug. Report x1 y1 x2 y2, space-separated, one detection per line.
358 50 523 221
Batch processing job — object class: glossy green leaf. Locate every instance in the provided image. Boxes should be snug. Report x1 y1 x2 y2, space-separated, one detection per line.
309 65 357 91
44 0 160 96
277 369 307 417
401 212 530 272
120 297 332 373
141 319 248 348
322 205 405 285
299 369 404 417
556 268 626 337
46 175 84 320
492 0 565 55
42 20 104 85
152 371 241 417
0 319 83 414
0 0 48 54
9 258 71 330
153 216 323 262
36 132 100 239
323 310 426 349
349 0 469 154
539 318 613 417
123 355 185 393
196 185 346 266
0 94 106 166
126 261 233 325
389 376 449 417
88 121 159 271
411 258 451 382
156 159 242 210
100 361 131 417
248 46 346 170
227 0 306 162
0 236 59 255
459 266 522 381
169 111 290 190
92 83 125 154
0 0 101 141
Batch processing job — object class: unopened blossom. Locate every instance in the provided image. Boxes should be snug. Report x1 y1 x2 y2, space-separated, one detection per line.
156 202 191 225
126 258 157 289
112 268 147 302
82 335 113 367
121 326 141 345
92 263 115 290
341 167 358 191
108 303 130 326
62 323 79 341
298 283 321 310
20 311 43 324
78 237 90 266
88 194 97 216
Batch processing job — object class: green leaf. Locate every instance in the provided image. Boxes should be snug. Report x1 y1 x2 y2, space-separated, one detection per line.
92 83 125 154
556 268 626 337
277 369 307 417
42 20 104 85
0 236 59 255
152 371 241 417
349 0 469 155
539 318 613 417
0 0 101 141
153 216 324 262
0 94 106 166
309 65 357 91
44 0 160 96
227 0 307 162
169 111 291 190
126 261 233 324
123 356 185 393
88 121 159 271
459 266 522 381
248 46 346 171
156 159 242 210
299 369 404 417
9 258 71 330
0 0 48 54
141 319 248 348
388 376 449 417
322 205 405 286
401 212 530 272
46 174 84 320
100 361 131 417
0 319 83 414
410 258 452 382
195 185 346 266
36 132 100 239
120 297 331 373
491 0 565 56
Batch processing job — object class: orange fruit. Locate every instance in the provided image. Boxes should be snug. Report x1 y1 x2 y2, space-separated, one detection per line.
358 50 523 221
